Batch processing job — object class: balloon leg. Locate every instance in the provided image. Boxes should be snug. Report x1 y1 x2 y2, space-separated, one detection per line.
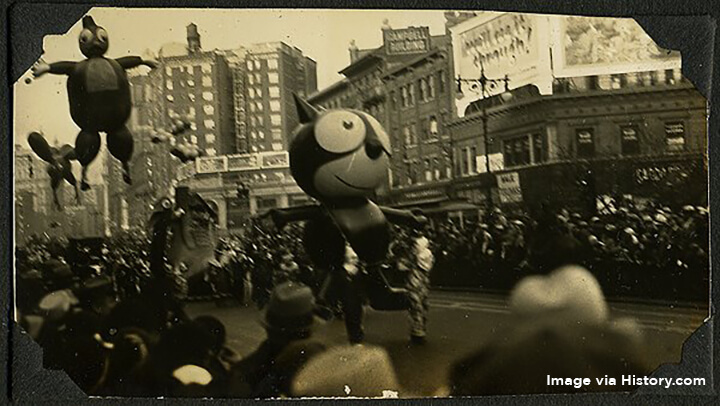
75 129 101 190
107 126 134 185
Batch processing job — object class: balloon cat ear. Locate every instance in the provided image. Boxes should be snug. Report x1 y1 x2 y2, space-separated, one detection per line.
293 93 320 124
82 16 97 30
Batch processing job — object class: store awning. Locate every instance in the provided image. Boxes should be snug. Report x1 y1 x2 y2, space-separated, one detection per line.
423 201 479 214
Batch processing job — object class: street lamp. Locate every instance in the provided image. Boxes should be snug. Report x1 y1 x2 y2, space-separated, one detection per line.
456 63 512 210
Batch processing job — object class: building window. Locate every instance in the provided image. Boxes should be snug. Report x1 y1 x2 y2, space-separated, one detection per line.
206 148 216 156
249 103 256 113
665 69 676 85
247 60 254 71
424 159 432 182
576 128 595 158
248 88 255 98
428 76 435 99
202 76 212 87
401 87 408 108
419 78 427 102
269 86 280 98
438 70 446 93
271 114 282 126
270 100 280 112
403 127 411 146
272 129 282 140
268 58 278 70
470 146 478 173
165 67 173 76
188 107 196 118
620 125 640 155
256 115 264 126
251 145 258 152
166 80 173 90
187 79 195 87
166 94 174 102
250 130 257 140
408 83 415 105
429 116 438 138
202 92 214 101
204 119 215 130
268 72 279 84
256 101 263 111
254 60 262 70
201 63 212 73
248 75 254 85
203 105 214 115
461 147 469 175
258 130 265 140
272 143 283 151
190 135 198 144
665 122 685 152
531 133 546 163
504 136 531 167
205 133 216 144
188 93 196 102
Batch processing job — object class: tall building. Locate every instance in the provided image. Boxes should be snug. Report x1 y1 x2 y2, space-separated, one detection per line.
158 23 235 156
231 42 318 154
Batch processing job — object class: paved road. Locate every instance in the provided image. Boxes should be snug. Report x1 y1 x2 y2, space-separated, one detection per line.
186 290 708 397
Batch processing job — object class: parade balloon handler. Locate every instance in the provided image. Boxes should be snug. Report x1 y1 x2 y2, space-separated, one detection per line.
263 95 427 344
27 132 82 210
30 15 158 189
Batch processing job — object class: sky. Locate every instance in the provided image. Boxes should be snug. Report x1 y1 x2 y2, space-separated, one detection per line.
13 8 449 152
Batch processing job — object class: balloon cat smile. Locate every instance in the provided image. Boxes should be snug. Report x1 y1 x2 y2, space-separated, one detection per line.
266 95 425 266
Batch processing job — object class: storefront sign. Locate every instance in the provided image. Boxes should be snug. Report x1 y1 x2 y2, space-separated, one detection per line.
634 163 688 186
384 27 431 55
496 171 523 203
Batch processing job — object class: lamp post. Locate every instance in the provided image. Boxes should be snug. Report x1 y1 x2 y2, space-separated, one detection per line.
456 63 512 211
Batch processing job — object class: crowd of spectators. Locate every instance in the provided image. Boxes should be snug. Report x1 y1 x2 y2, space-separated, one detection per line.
13 199 707 397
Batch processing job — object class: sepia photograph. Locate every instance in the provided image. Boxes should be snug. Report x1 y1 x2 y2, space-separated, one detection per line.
10 6 712 399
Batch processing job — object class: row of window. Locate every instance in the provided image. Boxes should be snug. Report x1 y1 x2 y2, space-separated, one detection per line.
165 63 213 76
575 122 686 158
247 58 279 71
249 114 282 127
248 72 279 85
165 91 214 103
166 75 213 90
393 70 447 109
248 100 282 113
248 86 281 99
397 159 452 186
249 129 283 141
249 143 284 153
399 116 440 147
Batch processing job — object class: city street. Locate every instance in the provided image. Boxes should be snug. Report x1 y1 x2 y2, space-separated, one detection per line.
186 290 708 396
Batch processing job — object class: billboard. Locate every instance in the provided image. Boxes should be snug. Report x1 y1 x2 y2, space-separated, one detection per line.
553 16 681 77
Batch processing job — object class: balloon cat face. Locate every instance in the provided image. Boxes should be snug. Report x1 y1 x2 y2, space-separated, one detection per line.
78 16 109 58
289 96 392 200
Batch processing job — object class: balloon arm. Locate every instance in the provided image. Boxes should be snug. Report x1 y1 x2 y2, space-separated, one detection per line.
380 206 427 229
44 61 76 76
115 56 147 70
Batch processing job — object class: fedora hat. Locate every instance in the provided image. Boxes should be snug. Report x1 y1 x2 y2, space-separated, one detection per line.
261 282 318 335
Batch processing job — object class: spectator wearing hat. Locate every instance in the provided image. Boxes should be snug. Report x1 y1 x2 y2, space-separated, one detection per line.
291 344 402 398
448 265 650 395
228 281 323 397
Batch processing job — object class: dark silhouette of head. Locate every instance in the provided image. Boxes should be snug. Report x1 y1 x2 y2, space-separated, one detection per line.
79 16 109 58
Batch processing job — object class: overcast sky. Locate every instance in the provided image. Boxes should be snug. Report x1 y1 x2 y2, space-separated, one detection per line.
14 8 449 153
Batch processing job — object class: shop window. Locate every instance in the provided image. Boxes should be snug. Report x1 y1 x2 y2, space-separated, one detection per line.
576 128 595 158
664 122 685 152
620 125 640 155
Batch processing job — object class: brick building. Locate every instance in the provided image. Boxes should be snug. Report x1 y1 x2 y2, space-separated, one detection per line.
231 42 317 154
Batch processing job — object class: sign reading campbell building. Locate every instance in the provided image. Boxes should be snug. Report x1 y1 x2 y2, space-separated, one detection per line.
384 26 431 55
